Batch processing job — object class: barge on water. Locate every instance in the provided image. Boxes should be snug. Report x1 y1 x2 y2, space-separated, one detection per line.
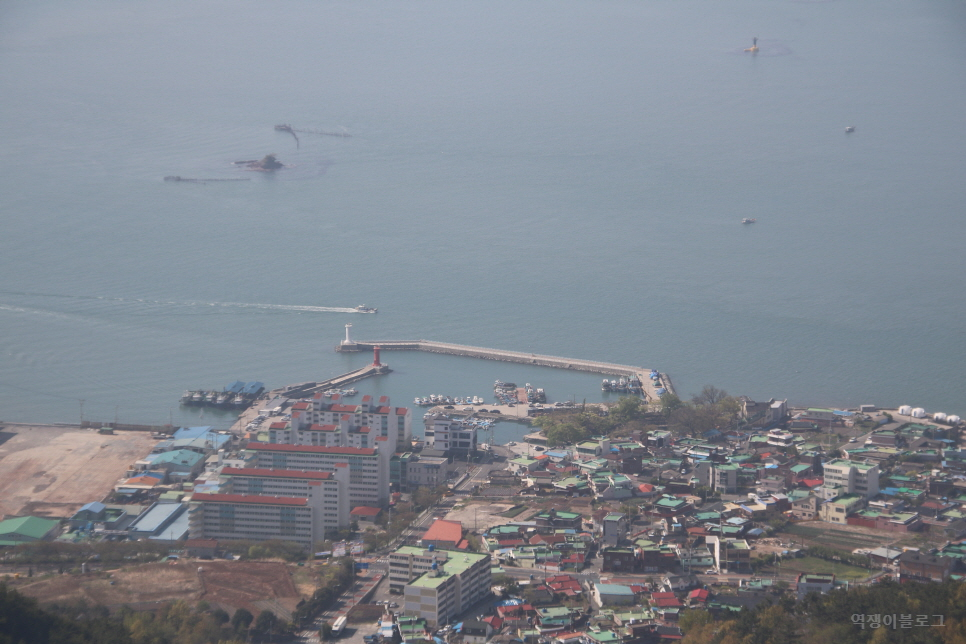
181 380 264 409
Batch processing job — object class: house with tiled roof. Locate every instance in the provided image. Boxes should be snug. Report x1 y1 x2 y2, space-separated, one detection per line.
421 519 466 550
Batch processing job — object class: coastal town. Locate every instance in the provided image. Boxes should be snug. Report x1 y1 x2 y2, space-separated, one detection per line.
1 348 965 643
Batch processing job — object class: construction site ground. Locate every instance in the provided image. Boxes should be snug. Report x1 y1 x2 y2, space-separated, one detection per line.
13 560 303 619
0 424 156 518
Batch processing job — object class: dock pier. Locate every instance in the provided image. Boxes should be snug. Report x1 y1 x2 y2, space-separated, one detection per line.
336 339 674 402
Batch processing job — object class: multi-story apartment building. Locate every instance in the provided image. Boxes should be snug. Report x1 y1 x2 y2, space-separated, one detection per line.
713 464 739 494
408 455 450 489
220 465 350 529
423 414 477 455
822 459 879 499
188 492 318 547
245 443 389 508
286 394 411 453
395 546 490 626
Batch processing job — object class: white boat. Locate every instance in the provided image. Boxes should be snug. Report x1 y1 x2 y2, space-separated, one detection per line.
354 304 377 313
742 218 756 224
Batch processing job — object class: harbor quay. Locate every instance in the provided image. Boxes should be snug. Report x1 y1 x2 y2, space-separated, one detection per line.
335 335 674 403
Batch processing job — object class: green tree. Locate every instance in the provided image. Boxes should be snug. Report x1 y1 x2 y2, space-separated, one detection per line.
492 574 520 595
610 396 645 425
320 621 333 640
660 392 684 417
231 607 254 632
679 609 714 634
253 609 279 638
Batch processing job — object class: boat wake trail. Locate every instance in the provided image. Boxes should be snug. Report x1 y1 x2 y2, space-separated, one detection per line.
0 291 364 314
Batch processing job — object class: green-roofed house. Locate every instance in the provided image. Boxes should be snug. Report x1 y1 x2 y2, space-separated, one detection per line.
0 516 61 546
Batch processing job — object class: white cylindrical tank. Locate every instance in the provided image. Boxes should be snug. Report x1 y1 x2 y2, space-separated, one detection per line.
948 415 961 425
911 407 926 418
934 412 948 422
898 405 913 416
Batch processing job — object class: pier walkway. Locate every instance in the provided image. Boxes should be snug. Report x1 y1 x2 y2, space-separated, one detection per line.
280 364 391 399
336 339 674 401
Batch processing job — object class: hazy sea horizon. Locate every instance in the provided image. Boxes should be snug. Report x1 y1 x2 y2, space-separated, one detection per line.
1 1 964 430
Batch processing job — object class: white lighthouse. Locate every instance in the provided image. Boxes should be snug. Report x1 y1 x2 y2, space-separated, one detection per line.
341 323 357 348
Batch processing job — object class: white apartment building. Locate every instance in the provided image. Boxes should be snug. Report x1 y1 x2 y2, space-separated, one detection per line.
423 414 477 454
245 443 389 508
285 394 411 453
713 464 739 493
394 546 491 626
822 459 879 499
221 465 350 530
408 456 449 488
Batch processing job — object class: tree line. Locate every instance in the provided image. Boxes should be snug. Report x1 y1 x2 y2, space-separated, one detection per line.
680 578 966 644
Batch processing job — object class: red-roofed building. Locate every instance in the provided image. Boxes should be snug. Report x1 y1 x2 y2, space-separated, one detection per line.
687 588 709 605
650 592 683 608
350 506 382 525
287 394 411 456
421 519 465 550
219 465 351 529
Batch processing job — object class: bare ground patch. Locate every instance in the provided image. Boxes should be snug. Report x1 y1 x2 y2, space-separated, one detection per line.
0 424 156 518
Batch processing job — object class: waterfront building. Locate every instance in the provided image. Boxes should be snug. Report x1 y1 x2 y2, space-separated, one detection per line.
285 394 411 453
244 442 389 507
423 414 477 455
220 464 350 529
393 545 490 625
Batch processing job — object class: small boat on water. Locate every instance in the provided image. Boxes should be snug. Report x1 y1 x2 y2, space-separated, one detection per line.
354 305 377 313
742 218 756 224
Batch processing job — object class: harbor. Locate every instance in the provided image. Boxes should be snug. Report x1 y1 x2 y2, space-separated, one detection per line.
335 331 673 403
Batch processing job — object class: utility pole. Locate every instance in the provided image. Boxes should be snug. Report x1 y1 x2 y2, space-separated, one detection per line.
79 399 85 427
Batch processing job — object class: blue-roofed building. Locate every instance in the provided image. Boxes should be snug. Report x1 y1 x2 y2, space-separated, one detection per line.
69 502 107 528
226 381 246 394
128 502 187 539
242 381 265 396
149 508 190 542
147 449 205 482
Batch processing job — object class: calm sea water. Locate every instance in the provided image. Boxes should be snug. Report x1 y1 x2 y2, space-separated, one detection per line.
1 1 964 430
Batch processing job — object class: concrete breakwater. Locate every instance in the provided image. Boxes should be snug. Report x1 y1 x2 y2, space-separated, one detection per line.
280 363 390 398
335 339 674 401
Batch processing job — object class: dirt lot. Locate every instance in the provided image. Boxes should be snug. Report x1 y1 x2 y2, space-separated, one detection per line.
0 424 157 518
444 496 594 532
15 560 303 617
444 501 518 531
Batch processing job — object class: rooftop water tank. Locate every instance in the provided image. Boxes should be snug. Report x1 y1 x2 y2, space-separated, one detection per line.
898 405 913 416
911 408 926 418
